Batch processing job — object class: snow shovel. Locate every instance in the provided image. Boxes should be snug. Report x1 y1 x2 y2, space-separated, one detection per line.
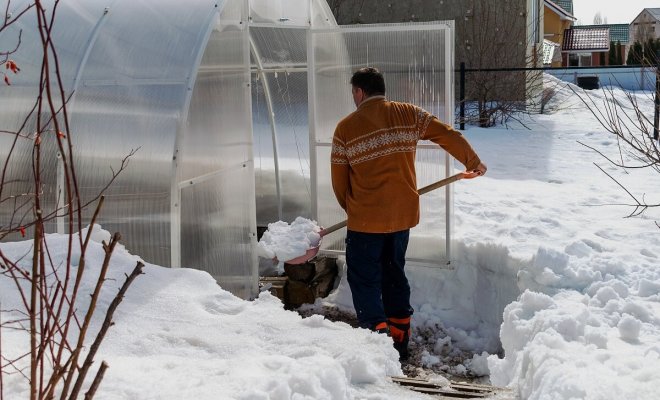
282 170 480 265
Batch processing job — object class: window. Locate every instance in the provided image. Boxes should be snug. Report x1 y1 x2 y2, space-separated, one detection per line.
568 53 592 67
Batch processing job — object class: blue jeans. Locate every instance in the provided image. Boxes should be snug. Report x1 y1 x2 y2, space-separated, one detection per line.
345 229 413 329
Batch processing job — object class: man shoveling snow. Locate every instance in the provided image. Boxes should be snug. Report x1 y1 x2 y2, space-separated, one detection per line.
330 67 486 361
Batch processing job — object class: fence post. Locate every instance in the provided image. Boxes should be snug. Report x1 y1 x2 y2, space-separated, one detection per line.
459 62 465 130
655 60 660 140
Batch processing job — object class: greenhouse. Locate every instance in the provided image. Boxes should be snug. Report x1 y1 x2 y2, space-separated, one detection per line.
0 0 456 299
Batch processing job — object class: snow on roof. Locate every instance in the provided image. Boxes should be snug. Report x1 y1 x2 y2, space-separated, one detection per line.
562 27 610 52
577 24 629 44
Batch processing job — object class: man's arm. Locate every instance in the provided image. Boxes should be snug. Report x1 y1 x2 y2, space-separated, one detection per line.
418 110 484 172
330 132 350 210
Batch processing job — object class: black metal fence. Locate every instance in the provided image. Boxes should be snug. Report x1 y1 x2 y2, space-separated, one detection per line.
457 62 660 140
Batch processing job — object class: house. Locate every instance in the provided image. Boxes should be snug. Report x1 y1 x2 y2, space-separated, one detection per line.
561 26 610 66
544 0 576 66
544 0 627 68
629 8 660 45
585 24 629 64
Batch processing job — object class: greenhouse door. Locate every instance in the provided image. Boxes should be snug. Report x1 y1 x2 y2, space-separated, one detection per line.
308 22 457 267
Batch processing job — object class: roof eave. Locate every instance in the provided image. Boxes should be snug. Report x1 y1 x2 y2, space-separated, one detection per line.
544 0 577 21
562 47 610 53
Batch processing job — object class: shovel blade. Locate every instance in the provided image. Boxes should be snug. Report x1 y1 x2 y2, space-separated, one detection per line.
273 244 321 265
284 245 321 265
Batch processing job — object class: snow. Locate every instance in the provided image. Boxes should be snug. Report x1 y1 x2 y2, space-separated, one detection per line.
1 227 411 400
257 217 321 264
2 75 660 399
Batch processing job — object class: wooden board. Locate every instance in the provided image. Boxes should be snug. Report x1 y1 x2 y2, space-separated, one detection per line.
391 376 509 399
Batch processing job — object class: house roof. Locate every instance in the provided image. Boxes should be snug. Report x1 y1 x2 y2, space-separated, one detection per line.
577 24 629 44
647 8 660 20
553 0 573 15
544 0 576 21
632 8 660 23
562 27 610 52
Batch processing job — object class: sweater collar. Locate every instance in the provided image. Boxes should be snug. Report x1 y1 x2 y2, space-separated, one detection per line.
357 95 386 109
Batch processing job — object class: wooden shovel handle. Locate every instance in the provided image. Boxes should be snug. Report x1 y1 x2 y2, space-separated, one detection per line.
320 172 469 237
417 171 466 195
319 220 347 237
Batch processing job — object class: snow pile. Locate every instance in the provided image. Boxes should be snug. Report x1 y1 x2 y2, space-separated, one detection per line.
257 217 321 262
80 223 113 244
489 289 660 399
0 227 424 399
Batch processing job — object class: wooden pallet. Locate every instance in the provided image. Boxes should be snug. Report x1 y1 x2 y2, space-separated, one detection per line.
391 376 507 399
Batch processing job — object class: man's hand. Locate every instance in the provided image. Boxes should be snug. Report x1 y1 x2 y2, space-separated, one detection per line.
473 162 487 176
464 162 487 179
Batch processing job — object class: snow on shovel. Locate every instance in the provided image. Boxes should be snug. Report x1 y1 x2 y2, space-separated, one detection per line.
263 171 480 265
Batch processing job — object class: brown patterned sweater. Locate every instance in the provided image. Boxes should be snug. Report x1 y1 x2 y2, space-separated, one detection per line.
331 96 481 233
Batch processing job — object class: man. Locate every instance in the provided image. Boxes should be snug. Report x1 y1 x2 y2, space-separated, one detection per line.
330 67 486 361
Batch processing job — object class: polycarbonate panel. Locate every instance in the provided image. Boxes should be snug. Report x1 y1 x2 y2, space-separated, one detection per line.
252 70 312 225
252 74 279 225
70 84 185 266
249 0 310 25
0 0 222 268
0 0 108 88
311 22 455 265
88 190 170 265
0 86 60 238
80 0 218 82
181 26 251 182
0 0 115 239
220 0 244 23
178 1 257 299
309 30 353 144
181 164 257 299
250 27 308 68
265 71 311 222
411 148 453 263
0 124 60 240
310 0 337 27
69 0 218 268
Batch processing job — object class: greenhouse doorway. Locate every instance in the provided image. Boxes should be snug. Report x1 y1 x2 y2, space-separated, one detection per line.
307 22 457 268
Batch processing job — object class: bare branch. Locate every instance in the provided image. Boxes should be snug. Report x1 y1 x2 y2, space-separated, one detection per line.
1 2 141 398
83 361 108 400
58 232 121 399
572 79 660 223
67 262 145 400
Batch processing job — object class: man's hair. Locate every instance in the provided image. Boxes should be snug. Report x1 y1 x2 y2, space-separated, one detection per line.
350 67 385 96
